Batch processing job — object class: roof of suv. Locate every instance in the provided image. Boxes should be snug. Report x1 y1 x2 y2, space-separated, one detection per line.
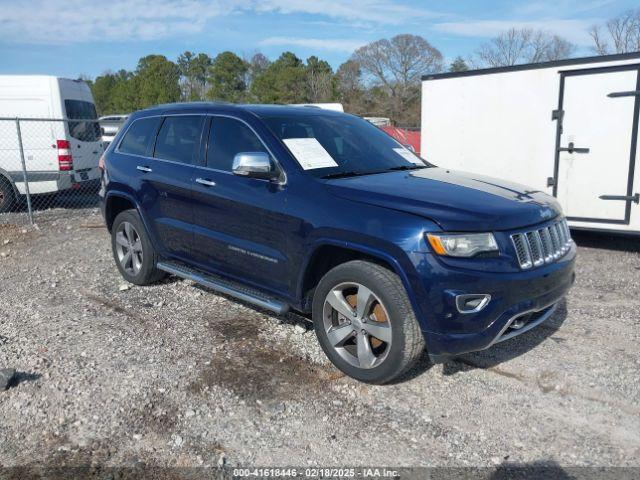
136 102 346 118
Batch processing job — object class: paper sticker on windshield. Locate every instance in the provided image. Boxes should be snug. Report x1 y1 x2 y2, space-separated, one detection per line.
394 147 424 165
283 138 338 170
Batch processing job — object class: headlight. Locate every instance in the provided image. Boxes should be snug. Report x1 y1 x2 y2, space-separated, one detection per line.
426 232 498 257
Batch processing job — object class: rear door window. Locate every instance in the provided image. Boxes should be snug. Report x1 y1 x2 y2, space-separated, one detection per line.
64 100 100 142
154 116 205 165
206 117 267 171
118 117 161 156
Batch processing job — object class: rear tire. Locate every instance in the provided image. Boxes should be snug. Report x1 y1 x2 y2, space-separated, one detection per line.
111 209 165 286
0 178 16 214
312 260 425 384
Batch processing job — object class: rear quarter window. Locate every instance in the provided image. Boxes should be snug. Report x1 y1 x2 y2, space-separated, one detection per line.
118 117 161 156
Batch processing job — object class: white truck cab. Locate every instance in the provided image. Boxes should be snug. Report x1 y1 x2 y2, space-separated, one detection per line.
0 75 103 212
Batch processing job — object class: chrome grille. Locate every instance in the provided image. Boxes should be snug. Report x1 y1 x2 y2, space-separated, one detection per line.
511 219 572 270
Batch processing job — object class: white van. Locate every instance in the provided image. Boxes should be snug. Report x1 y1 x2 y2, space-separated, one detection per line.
0 76 103 212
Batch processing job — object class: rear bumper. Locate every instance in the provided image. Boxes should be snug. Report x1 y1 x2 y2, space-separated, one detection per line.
408 243 576 361
11 167 100 195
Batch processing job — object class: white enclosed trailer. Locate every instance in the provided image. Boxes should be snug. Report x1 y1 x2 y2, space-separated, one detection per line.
421 52 640 235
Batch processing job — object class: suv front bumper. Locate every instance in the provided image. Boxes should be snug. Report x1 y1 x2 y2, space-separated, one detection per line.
407 242 576 362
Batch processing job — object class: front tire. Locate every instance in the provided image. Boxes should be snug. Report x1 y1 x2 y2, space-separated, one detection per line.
111 209 165 285
312 260 425 384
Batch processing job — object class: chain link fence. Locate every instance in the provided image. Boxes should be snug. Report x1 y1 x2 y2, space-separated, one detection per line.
0 118 106 226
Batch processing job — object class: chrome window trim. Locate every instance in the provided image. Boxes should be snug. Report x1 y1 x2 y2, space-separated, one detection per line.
115 112 287 186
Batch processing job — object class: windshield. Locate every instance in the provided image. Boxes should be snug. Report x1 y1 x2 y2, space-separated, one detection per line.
261 113 430 179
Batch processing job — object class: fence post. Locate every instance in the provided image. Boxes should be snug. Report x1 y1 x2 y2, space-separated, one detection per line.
15 118 34 225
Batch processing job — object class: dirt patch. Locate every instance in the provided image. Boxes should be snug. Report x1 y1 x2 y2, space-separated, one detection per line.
1 436 114 480
191 317 343 401
0 223 38 246
126 398 180 437
80 289 148 324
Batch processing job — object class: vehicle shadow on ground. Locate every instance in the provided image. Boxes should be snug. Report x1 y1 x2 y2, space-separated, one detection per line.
390 350 436 383
571 229 640 253
441 298 568 375
189 284 569 384
489 459 574 479
165 264 577 386
191 283 313 331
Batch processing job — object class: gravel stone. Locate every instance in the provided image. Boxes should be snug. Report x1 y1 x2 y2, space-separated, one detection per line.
0 209 638 468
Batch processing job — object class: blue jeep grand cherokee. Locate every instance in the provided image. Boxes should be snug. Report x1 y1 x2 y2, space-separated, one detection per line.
100 103 576 383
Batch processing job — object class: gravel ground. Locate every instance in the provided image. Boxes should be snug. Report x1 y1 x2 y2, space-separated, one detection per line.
0 208 639 472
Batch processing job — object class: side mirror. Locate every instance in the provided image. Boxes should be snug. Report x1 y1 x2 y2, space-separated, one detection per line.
232 152 278 180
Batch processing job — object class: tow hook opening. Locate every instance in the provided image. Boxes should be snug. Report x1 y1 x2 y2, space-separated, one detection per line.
455 294 491 314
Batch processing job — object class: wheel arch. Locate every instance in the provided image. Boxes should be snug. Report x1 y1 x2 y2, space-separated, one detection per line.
297 240 422 319
103 190 152 237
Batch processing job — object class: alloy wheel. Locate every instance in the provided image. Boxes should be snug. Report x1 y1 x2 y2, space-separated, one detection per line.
322 282 392 369
115 221 143 276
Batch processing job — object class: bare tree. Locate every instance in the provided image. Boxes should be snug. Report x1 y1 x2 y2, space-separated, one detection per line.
306 56 335 102
477 28 532 67
590 9 640 54
475 28 576 67
177 51 212 101
247 52 270 84
351 34 443 124
546 35 576 61
336 60 364 113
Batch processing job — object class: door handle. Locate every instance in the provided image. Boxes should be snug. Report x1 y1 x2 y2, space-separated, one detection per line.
608 90 640 98
195 178 216 187
558 142 590 154
599 193 640 204
136 166 152 173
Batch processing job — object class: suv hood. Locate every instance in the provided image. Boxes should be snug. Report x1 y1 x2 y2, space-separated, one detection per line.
324 168 561 231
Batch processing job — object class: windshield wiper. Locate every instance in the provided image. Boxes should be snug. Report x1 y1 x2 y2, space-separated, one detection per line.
321 164 427 180
387 164 428 171
321 170 380 179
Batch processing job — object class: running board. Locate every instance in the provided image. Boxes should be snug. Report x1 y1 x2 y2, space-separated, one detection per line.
156 261 289 315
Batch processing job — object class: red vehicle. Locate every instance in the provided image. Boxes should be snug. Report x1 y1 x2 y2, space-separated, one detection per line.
381 126 421 155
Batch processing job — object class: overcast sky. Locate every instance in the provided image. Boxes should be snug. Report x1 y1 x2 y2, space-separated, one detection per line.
0 0 636 78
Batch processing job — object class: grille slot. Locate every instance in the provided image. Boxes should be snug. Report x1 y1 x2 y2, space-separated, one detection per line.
511 219 572 270
512 234 532 269
526 231 544 267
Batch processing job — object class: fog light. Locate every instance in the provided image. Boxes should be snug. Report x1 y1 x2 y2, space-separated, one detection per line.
455 294 491 314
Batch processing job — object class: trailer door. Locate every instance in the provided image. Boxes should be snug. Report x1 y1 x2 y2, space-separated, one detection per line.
554 65 639 225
